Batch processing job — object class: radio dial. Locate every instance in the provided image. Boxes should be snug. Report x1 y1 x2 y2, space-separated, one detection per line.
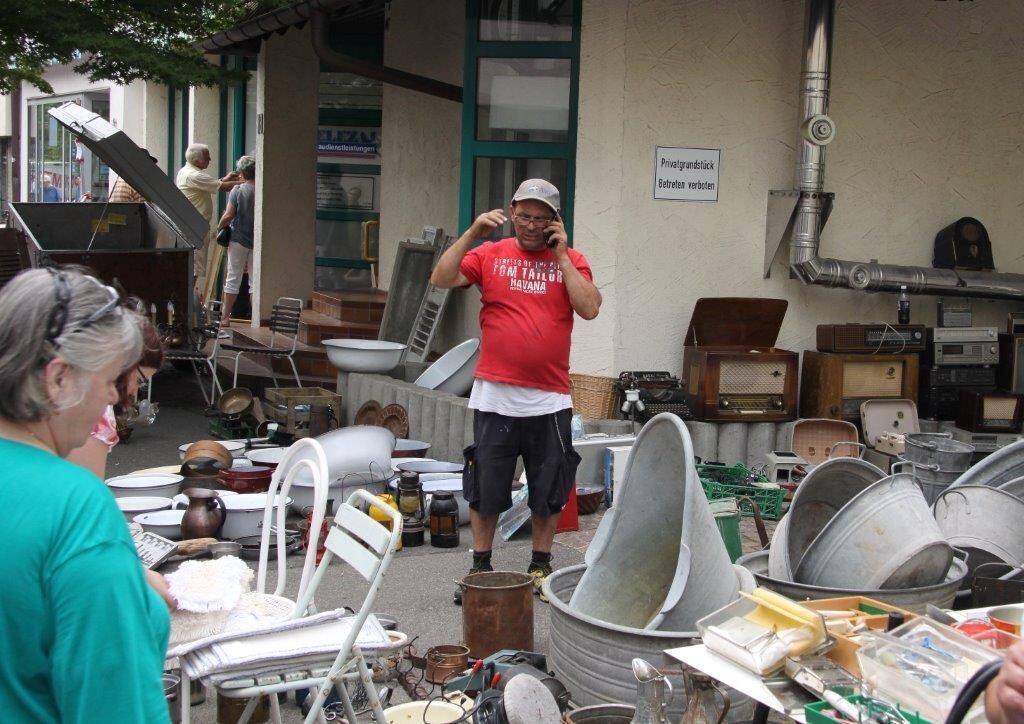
990 346 997 354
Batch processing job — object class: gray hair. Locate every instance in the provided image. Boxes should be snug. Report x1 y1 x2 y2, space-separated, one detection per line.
236 155 256 180
185 143 210 165
0 268 142 422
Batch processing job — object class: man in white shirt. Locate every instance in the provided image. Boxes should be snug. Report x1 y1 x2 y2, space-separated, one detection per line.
175 143 241 294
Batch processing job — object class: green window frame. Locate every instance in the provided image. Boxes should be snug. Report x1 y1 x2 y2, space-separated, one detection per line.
458 1 582 240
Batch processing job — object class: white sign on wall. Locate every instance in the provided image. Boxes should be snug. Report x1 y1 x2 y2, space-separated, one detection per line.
653 146 721 202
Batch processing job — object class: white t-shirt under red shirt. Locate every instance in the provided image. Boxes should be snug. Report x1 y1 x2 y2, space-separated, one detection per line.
460 237 593 414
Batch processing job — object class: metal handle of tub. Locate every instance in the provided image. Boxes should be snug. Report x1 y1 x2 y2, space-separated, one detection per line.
736 495 769 548
826 441 865 460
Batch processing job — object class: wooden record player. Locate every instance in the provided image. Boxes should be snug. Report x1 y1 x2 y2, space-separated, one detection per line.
682 298 798 422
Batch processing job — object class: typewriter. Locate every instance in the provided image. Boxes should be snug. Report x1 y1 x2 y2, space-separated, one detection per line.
616 371 694 423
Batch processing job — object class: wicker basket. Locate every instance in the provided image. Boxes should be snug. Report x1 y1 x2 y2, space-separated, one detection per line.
569 373 619 420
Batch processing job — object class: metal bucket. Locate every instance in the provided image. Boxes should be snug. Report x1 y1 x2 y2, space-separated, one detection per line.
544 565 755 722
459 571 533 658
572 414 737 632
894 457 964 506
767 513 794 581
904 433 974 470
565 704 636 723
785 457 886 572
933 486 1024 579
794 473 952 589
737 549 968 613
950 439 1024 489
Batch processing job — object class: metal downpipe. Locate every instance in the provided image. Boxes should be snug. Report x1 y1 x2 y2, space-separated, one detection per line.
786 0 1024 300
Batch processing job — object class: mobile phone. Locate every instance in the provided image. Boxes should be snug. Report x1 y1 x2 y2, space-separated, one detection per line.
545 212 563 247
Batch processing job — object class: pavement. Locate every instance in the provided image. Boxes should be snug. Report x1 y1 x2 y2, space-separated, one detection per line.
117 367 774 722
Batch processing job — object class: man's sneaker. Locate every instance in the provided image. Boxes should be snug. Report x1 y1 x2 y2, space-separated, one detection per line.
527 562 553 602
453 565 493 606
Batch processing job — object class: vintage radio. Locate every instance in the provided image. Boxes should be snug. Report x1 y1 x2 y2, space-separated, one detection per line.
957 390 1023 433
925 327 999 367
682 298 798 422
816 324 926 353
919 385 995 421
998 334 1024 394
800 351 919 421
933 217 994 271
937 299 973 328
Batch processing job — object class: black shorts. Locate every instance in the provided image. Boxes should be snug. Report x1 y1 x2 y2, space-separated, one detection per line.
462 408 582 517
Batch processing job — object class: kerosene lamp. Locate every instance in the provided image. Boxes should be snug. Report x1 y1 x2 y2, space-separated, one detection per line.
395 471 426 547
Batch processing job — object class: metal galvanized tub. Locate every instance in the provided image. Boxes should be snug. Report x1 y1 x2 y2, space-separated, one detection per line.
767 513 794 581
904 433 974 470
794 473 952 589
951 439 1024 489
737 549 968 613
459 571 533 659
894 457 964 506
997 475 1024 501
565 704 636 723
933 486 1024 578
545 565 754 721
785 457 886 572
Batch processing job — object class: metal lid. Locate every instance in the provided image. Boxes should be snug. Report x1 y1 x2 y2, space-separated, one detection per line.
684 297 789 347
47 102 207 249
860 398 920 446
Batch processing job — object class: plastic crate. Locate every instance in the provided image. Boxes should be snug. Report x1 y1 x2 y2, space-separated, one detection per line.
805 695 929 724
701 479 785 520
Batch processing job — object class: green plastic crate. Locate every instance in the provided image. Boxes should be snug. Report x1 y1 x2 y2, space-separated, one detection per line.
805 695 929 724
701 480 785 520
696 462 763 485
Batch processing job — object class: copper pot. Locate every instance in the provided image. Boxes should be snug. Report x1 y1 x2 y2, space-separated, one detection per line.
425 645 470 685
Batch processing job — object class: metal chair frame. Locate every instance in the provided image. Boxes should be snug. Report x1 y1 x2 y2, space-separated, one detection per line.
187 489 401 724
222 296 304 388
178 439 335 724
161 301 225 406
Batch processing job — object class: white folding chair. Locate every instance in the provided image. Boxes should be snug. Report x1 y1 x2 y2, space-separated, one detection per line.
204 489 402 724
178 438 333 724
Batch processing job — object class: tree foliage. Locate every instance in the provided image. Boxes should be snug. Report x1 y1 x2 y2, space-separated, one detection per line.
0 0 257 94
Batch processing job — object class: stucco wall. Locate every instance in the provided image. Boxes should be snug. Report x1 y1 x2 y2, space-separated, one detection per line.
571 0 1024 376
379 0 478 350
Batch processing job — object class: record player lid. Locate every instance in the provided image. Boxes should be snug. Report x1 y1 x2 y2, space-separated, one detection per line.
684 297 788 347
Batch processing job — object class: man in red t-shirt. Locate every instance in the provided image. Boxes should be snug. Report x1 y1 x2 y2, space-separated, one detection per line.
431 179 601 603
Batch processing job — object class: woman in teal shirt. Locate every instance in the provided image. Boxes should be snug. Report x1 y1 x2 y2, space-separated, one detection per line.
0 268 171 723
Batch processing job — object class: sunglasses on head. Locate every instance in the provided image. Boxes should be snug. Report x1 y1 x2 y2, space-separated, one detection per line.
44 269 122 347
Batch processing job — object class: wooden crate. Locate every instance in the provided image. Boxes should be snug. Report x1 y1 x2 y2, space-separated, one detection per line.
263 387 341 438
798 596 917 676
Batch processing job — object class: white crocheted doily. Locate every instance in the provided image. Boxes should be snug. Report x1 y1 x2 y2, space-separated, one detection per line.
165 556 253 613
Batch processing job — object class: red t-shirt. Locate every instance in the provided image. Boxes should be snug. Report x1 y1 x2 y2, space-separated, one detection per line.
460 237 593 394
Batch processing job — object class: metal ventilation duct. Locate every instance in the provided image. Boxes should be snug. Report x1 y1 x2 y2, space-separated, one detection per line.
763 0 1024 301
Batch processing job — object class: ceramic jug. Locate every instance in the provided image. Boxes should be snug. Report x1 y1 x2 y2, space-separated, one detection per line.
180 488 226 539
680 669 730 724
631 658 673 724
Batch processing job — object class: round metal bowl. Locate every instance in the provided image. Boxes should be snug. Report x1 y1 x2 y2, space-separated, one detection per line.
794 473 952 589
738 549 968 613
785 457 885 572
413 338 481 396
395 460 464 475
322 339 407 374
392 439 431 458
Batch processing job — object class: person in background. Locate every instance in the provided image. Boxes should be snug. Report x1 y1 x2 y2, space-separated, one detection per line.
109 150 159 203
41 174 61 202
215 154 257 334
176 143 241 295
0 267 171 723
431 179 601 604
68 315 163 479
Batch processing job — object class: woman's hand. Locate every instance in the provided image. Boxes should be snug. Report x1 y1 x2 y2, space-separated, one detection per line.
143 568 176 611
987 641 1024 724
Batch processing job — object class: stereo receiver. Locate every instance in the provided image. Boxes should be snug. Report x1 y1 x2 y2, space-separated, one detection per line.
816 324 926 353
926 327 999 366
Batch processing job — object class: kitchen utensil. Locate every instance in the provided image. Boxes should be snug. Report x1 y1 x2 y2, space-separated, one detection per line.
987 605 1024 635
395 460 463 475
217 387 255 418
245 447 285 467
380 403 409 438
631 658 674 724
220 493 291 540
116 496 174 521
179 439 246 461
179 488 227 539
413 338 481 395
354 400 383 426
106 473 184 499
217 465 274 493
393 439 431 458
425 644 470 684
208 541 242 559
904 432 974 470
576 486 603 514
134 509 186 540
